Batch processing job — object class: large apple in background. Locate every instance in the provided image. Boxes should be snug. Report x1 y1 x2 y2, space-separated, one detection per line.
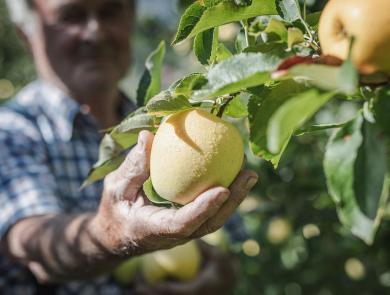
141 240 201 285
319 0 390 75
150 109 244 205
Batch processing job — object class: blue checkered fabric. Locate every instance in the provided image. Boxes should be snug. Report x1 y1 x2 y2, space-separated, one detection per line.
0 80 248 295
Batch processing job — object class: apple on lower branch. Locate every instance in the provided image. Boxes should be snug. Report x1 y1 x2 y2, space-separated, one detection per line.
112 229 230 286
112 240 201 286
142 240 202 285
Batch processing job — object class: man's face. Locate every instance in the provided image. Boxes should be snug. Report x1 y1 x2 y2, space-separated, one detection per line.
31 0 133 96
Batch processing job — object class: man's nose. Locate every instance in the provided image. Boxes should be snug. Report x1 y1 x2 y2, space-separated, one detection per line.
82 15 106 42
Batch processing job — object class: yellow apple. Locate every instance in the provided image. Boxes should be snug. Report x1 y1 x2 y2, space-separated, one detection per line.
141 253 168 285
141 240 202 285
318 0 390 74
201 228 229 252
150 109 244 205
112 256 141 286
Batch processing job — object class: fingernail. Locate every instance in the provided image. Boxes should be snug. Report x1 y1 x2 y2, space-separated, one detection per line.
246 177 258 190
137 132 146 150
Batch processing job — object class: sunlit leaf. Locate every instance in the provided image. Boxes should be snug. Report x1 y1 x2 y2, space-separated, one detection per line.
143 177 178 207
194 27 219 65
275 0 302 23
109 109 157 148
215 43 233 63
82 155 125 189
224 94 248 118
289 64 358 95
287 27 304 49
339 59 359 95
248 80 306 167
94 134 124 166
295 120 354 136
136 41 166 106
193 53 280 100
146 90 193 116
267 90 334 154
264 18 288 42
173 0 277 44
171 73 208 97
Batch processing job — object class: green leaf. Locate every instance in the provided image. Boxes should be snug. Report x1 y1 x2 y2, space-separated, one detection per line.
287 27 304 49
243 42 291 61
232 0 252 6
173 2 207 45
224 94 248 118
136 71 151 108
295 121 352 136
235 31 247 53
173 0 277 44
143 177 178 207
373 86 390 137
95 134 125 166
146 90 193 116
203 0 252 7
110 110 156 148
193 53 280 100
202 0 224 7
193 27 219 65
339 59 359 95
275 0 302 23
83 110 157 188
289 64 357 95
83 134 127 187
82 155 125 189
264 18 288 42
306 11 321 28
248 80 307 167
171 73 208 97
267 89 333 154
355 122 388 219
215 43 233 63
324 115 389 244
136 41 166 106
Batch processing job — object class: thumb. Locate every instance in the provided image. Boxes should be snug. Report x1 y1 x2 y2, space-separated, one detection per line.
107 130 154 200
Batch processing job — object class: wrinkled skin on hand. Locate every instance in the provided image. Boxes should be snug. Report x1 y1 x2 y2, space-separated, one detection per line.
91 130 258 257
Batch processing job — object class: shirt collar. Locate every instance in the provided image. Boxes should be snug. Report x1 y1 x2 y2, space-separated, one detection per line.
27 80 135 142
36 80 81 142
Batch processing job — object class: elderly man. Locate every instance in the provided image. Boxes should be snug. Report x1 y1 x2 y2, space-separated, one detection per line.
0 0 258 294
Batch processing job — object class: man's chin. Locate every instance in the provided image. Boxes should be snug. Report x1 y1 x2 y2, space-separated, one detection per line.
73 74 119 94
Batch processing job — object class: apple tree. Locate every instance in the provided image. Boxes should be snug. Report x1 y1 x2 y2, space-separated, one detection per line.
85 0 390 247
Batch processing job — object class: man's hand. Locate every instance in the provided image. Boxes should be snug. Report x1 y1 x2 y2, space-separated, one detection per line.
91 130 258 256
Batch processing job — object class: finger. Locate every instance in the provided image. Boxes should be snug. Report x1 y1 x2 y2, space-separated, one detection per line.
149 187 230 239
191 169 258 238
106 130 154 200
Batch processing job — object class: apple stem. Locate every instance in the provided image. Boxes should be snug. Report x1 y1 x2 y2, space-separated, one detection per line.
210 100 218 115
300 19 320 52
240 20 250 47
216 93 237 117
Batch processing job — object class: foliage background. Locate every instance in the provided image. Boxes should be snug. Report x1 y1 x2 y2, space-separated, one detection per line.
1 1 390 294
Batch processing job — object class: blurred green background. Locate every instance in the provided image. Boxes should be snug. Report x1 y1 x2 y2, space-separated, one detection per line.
1 1 390 294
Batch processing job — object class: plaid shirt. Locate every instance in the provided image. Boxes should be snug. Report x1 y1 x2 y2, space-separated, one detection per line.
0 80 248 295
